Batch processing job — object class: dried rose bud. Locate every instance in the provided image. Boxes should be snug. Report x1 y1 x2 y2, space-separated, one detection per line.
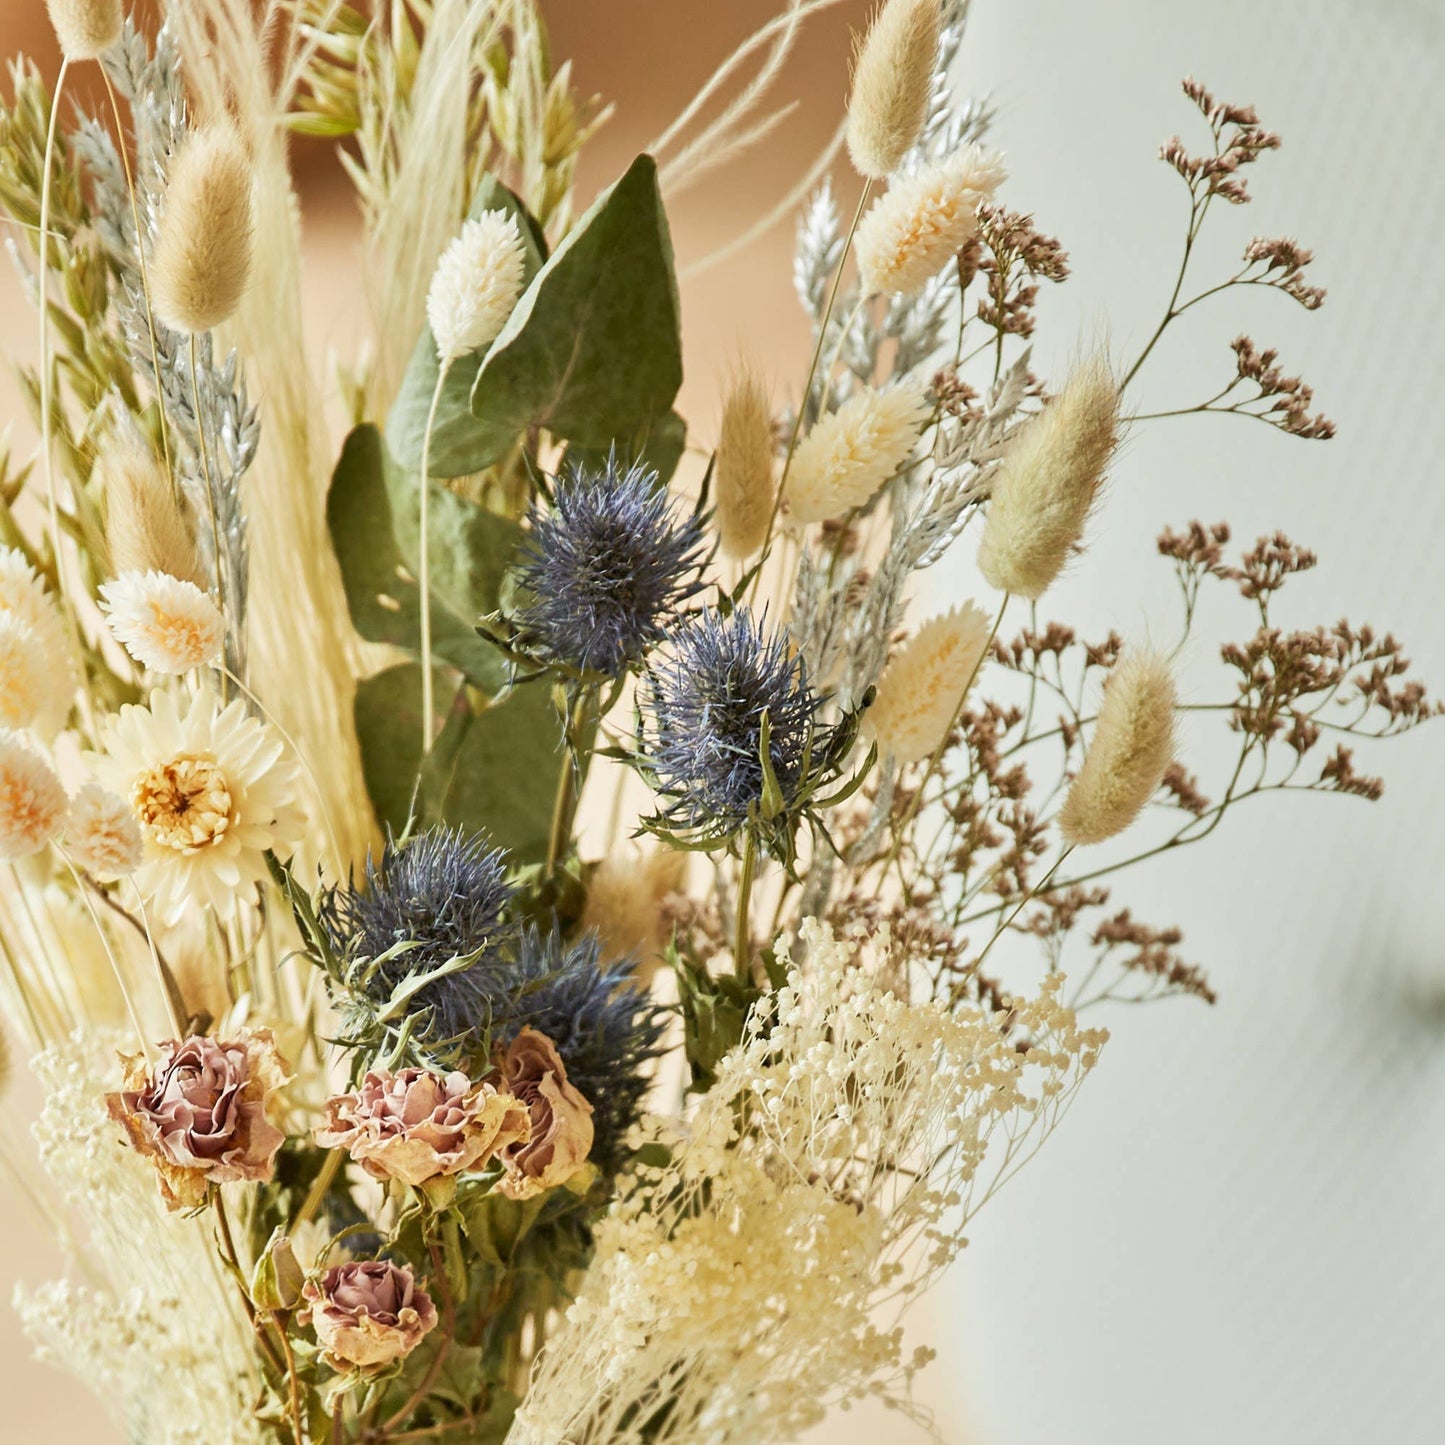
300 1260 438 1373
314 1067 529 1205
494 1027 594 1200
251 1230 304 1313
105 1029 290 1210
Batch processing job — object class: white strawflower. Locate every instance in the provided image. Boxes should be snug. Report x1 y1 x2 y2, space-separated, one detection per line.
99 570 224 674
91 689 305 924
62 782 144 879
785 382 931 525
864 603 993 763
0 546 78 737
0 615 56 736
0 730 69 862
427 211 528 363
855 145 1007 297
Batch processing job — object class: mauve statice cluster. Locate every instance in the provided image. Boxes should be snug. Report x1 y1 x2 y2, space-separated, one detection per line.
320 826 518 1059
640 606 824 846
514 453 707 677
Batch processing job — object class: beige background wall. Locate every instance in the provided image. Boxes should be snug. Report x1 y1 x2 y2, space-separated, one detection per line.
3 1 1442 1442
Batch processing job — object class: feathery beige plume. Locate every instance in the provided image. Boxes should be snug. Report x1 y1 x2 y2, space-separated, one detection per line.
45 0 123 62
846 0 941 179
864 602 993 762
97 434 204 586
0 547 78 739
786 381 931 525
855 145 1007 297
714 366 777 559
583 847 688 988
152 123 255 335
1059 649 1177 846
427 210 528 363
977 353 1120 600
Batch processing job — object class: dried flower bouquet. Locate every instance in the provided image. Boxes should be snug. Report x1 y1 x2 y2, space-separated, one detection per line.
0 1 1435 1443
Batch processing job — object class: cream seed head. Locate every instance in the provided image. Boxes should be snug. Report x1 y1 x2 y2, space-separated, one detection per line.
714 366 777 559
846 0 942 180
99 570 225 675
152 123 255 335
46 0 123 62
864 603 993 763
97 434 204 587
976 352 1120 600
1059 649 1177 846
785 382 931 526
0 730 69 862
427 210 528 363
855 145 1007 297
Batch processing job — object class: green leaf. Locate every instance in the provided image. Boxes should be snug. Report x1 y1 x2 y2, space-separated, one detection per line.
386 177 549 476
327 423 514 690
356 665 568 864
466 154 683 466
563 407 688 487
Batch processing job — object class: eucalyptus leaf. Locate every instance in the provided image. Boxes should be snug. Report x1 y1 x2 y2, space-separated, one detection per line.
386 177 548 476
327 423 513 690
353 661 460 834
466 154 683 465
563 407 688 487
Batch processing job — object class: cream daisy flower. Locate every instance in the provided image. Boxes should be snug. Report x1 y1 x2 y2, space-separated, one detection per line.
91 689 305 923
855 145 1008 297
99 570 224 674
0 545 77 738
864 603 994 763
0 729 69 861
785 382 931 525
427 210 528 363
62 781 144 879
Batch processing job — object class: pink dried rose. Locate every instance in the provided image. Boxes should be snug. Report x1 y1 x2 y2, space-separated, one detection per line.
300 1259 438 1372
314 1067 529 1202
494 1027 594 1200
106 1028 289 1210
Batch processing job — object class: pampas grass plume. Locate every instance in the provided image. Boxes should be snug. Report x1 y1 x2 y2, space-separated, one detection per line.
714 366 776 559
152 123 255 335
977 353 1120 600
98 435 204 587
846 0 941 179
46 0 123 62
1059 649 1177 846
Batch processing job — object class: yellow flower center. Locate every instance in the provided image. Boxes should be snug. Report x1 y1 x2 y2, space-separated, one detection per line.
132 753 233 852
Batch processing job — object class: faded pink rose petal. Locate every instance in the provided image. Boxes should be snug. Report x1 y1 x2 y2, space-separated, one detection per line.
494 1027 594 1200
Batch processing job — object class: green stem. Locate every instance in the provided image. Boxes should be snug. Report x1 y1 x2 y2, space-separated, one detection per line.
733 831 757 982
417 362 451 756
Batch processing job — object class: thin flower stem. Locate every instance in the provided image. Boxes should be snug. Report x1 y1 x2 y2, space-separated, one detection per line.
57 852 152 1057
128 883 184 1034
377 1240 455 1435
418 361 452 756
290 1146 344 1236
214 1187 288 1377
748 180 872 604
733 830 757 981
970 845 1073 974
274 1317 306 1445
36 56 70 599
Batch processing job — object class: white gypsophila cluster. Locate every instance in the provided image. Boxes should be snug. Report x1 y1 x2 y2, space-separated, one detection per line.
14 1034 266 1445
510 919 1106 1445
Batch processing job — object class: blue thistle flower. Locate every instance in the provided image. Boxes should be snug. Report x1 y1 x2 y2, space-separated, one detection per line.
513 453 707 676
319 826 518 1061
492 928 667 1176
639 606 824 847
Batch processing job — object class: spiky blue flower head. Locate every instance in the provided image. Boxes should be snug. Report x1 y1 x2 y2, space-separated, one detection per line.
492 928 668 1176
319 825 518 1062
513 452 707 676
639 605 825 848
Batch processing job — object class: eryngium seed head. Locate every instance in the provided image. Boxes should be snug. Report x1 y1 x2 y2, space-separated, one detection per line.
515 454 707 676
641 606 822 839
492 928 667 1176
320 825 517 1054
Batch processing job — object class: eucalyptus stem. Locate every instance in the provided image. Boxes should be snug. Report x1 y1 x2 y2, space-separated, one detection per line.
733 831 758 982
417 361 452 757
545 690 595 875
